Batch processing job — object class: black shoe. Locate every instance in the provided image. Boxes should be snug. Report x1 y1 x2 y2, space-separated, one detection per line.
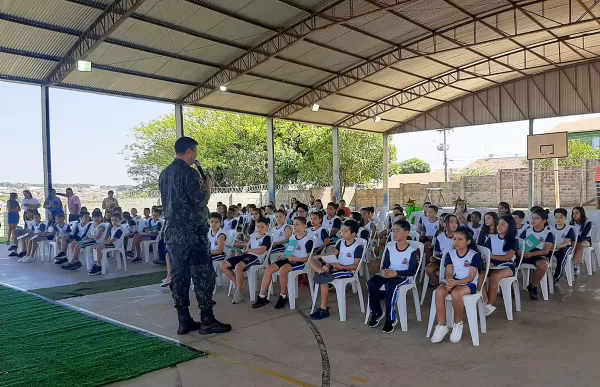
8 252 18 257
382 320 397 334
126 251 134 258
199 309 232 335
131 257 142 263
67 261 83 271
8 245 17 252
252 296 270 309
274 295 288 309
153 258 166 265
17 252 26 258
54 252 66 259
176 308 201 335
54 257 68 265
527 284 538 300
367 313 384 328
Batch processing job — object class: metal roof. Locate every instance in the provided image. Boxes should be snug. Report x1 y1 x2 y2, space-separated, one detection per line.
2 0 600 134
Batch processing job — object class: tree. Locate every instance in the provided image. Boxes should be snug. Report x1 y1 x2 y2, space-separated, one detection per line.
123 108 399 194
528 139 600 169
397 158 431 174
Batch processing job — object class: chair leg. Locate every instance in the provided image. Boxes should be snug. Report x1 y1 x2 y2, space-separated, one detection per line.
464 300 480 346
288 273 296 310
364 297 371 325
426 290 437 337
101 253 107 274
522 268 530 290
512 281 521 312
500 281 514 321
310 284 319 314
397 289 408 332
565 256 573 287
412 287 421 322
477 298 487 334
420 274 429 305
357 281 365 313
547 267 554 294
445 300 454 329
335 283 347 322
584 249 593 275
539 274 549 301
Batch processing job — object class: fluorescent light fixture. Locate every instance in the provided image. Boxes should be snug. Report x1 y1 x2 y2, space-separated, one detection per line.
374 115 382 123
219 85 227 92
311 103 320 112
76 60 92 72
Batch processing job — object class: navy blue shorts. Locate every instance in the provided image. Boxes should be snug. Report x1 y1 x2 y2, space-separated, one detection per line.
274 259 305 271
211 253 227 261
463 283 477 294
271 246 286 253
226 254 260 270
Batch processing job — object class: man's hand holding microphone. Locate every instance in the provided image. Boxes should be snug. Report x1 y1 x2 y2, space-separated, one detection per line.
194 160 212 191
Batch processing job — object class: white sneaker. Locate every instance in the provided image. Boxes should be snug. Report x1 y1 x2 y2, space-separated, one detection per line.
21 256 36 263
485 304 496 317
232 290 244 304
450 322 464 343
18 256 29 262
431 324 449 343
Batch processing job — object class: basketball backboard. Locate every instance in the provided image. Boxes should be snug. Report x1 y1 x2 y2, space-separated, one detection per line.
527 132 568 160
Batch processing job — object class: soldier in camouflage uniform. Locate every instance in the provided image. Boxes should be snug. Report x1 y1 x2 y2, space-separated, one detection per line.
159 136 231 335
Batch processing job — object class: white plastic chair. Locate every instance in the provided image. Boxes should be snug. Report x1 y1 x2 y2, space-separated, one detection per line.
310 239 367 322
582 222 598 275
227 235 274 302
520 242 556 301
420 237 441 305
89 233 127 274
267 235 318 309
214 229 237 288
426 246 491 346
38 239 54 262
496 240 525 321
363 241 424 331
140 239 159 263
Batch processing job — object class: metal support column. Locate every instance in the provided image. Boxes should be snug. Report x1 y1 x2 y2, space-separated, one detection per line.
383 133 390 209
267 118 276 204
528 119 535 208
332 126 340 201
175 104 184 138
41 86 52 197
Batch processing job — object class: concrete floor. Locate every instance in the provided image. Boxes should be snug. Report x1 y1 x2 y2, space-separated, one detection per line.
2 244 600 387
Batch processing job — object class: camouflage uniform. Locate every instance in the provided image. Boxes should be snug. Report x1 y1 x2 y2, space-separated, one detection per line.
159 158 215 312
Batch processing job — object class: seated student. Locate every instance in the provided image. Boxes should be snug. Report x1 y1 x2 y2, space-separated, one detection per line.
520 209 554 300
366 220 418 333
526 206 544 226
264 205 276 224
234 208 263 248
323 202 342 238
51 213 72 264
223 208 239 231
253 216 314 309
312 199 325 215
103 209 112 223
59 212 91 268
477 212 499 246
416 201 431 228
207 212 227 262
13 210 35 258
454 198 469 225
467 211 482 242
220 218 271 304
130 208 141 222
482 215 519 316
127 208 163 262
349 212 371 241
88 215 125 275
310 219 364 321
425 214 458 286
62 210 106 271
512 210 527 234
419 205 440 262
360 207 377 239
20 212 49 262
549 208 575 284
380 205 405 238
570 206 592 276
498 201 512 217
431 226 483 344
336 208 347 222
270 209 292 253
307 210 330 255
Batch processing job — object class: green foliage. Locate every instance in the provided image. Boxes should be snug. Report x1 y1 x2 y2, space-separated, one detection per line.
528 139 600 169
461 167 492 176
397 158 431 174
123 108 398 193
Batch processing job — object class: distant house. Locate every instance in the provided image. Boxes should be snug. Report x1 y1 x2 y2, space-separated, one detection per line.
548 117 600 149
457 157 526 175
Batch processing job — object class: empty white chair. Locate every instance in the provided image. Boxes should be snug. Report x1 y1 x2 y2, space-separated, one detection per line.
310 239 367 322
140 239 159 263
38 239 54 262
426 246 491 346
582 222 598 275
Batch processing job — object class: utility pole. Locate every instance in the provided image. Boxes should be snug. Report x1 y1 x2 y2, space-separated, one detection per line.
437 128 450 182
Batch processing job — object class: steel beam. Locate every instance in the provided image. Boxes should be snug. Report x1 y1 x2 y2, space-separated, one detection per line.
44 0 146 85
267 118 276 204
333 127 340 201
41 86 52 197
529 119 535 208
175 104 184 138
383 133 390 210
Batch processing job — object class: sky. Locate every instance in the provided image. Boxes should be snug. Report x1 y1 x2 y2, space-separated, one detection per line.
1 80 600 185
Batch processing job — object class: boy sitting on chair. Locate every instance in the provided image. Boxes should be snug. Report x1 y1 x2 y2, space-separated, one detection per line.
208 212 227 261
366 220 418 334
220 217 271 304
89 215 124 275
127 208 163 262
21 212 52 262
309 219 364 321
253 216 314 310
52 213 72 264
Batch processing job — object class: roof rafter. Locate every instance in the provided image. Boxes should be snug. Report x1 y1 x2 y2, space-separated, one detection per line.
180 0 421 104
44 0 146 85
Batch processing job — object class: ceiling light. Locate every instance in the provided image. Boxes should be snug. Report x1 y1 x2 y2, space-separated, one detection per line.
76 60 92 72
374 116 382 123
219 85 227 92
311 103 320 112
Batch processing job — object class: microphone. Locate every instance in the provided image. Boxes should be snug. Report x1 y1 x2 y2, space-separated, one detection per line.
194 160 208 180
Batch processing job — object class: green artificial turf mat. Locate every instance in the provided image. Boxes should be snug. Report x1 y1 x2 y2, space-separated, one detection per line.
0 286 204 387
30 271 167 300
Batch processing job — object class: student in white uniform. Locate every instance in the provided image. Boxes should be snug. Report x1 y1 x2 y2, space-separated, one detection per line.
419 205 440 262
307 211 331 255
223 208 239 231
63 210 105 271
519 209 554 300
264 205 276 225
425 214 458 286
467 211 482 243
366 220 418 334
270 209 292 253
20 212 49 262
128 208 163 262
207 212 227 261
349 211 371 241
570 206 592 277
482 215 519 316
454 198 469 226
512 210 527 235
51 213 72 264
431 226 483 344
89 215 125 275
310 219 364 321
477 212 499 246
360 207 377 239
323 202 342 238
253 216 314 310
551 208 576 283
220 218 272 305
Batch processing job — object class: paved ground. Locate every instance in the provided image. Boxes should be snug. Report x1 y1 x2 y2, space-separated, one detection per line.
2 244 600 387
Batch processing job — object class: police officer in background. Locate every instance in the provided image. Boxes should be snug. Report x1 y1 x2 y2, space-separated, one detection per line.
159 136 231 335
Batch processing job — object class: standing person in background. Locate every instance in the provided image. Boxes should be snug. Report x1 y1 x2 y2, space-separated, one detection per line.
7 193 21 254
159 136 231 335
454 198 469 226
102 190 119 210
57 188 81 222
21 190 41 215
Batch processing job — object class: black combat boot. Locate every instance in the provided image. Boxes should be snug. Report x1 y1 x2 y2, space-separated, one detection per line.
176 308 200 335
199 308 232 335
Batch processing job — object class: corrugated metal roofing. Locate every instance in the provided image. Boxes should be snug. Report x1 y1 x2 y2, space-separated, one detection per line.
2 0 600 133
